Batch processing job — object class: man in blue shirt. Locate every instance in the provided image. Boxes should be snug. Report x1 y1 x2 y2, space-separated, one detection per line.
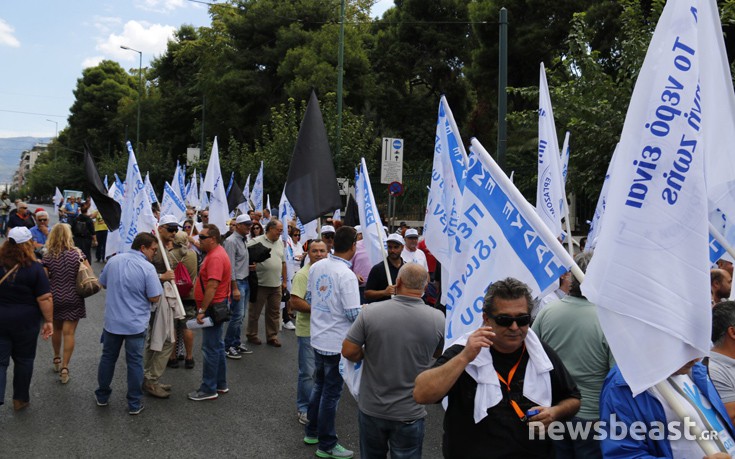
95 233 162 415
30 211 52 249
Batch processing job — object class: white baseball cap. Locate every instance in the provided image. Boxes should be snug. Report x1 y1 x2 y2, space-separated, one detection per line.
8 227 32 244
354 225 362 234
405 228 419 238
321 225 336 234
386 234 404 245
235 214 252 225
158 215 180 226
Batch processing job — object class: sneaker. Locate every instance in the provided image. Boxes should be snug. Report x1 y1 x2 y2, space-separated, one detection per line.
95 396 108 407
143 381 170 399
188 390 218 401
283 320 296 330
237 344 253 354
315 444 353 459
184 358 195 369
225 347 242 359
303 436 319 445
217 387 229 394
128 405 145 415
297 411 309 425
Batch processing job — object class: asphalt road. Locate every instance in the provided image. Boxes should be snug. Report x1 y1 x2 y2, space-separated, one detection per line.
0 205 445 458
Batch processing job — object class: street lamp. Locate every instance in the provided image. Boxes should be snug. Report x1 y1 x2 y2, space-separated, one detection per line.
45 119 58 138
120 45 142 152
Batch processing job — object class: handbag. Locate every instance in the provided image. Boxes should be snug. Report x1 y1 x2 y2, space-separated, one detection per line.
199 275 230 325
172 252 193 297
75 250 102 298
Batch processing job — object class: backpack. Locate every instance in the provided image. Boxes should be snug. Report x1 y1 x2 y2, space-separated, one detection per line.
174 260 193 297
73 217 89 238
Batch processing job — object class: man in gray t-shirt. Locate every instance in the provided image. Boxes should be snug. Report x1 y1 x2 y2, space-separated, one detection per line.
342 263 444 459
710 301 735 425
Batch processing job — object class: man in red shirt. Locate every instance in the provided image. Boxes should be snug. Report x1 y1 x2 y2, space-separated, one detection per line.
188 224 232 401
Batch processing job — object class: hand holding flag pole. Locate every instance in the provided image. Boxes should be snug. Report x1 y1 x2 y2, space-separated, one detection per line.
152 225 184 312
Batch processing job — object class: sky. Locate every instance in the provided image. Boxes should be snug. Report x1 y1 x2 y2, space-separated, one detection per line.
0 0 394 139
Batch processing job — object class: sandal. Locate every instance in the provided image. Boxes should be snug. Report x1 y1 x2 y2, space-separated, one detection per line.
60 368 69 384
53 357 61 373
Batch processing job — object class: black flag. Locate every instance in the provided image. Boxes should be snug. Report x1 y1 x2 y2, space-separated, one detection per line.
84 148 121 230
227 180 245 213
343 193 359 227
285 91 342 223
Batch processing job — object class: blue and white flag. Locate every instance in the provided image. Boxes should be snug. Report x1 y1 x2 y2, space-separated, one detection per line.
278 185 317 241
243 174 251 210
443 138 574 344
424 96 468 271
108 181 123 205
581 0 711 396
185 169 200 209
160 181 187 222
116 142 157 254
114 173 124 198
103 175 109 191
585 144 618 253
226 172 234 196
171 161 185 201
560 131 571 185
536 63 566 238
201 137 229 232
54 187 63 209
356 158 387 267
252 161 264 212
144 172 158 204
199 173 209 210
333 208 341 222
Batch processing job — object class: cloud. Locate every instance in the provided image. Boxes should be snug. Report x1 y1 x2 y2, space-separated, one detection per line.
90 16 123 36
134 0 186 13
82 56 105 69
0 18 20 48
95 20 177 62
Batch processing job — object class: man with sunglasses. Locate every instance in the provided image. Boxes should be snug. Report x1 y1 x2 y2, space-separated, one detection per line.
364 234 405 303
30 211 52 249
414 277 581 458
321 225 336 253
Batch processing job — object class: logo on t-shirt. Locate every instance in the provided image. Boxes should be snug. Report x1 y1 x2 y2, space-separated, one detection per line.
315 274 334 304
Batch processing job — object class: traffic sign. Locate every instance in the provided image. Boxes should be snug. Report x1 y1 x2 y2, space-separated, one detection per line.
388 181 404 197
381 137 403 184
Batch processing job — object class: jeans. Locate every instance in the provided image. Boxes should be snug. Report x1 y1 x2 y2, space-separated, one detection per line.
200 317 227 394
297 336 315 414
305 351 343 451
95 330 145 411
95 230 107 261
0 322 40 406
553 417 603 459
359 411 425 459
224 279 249 349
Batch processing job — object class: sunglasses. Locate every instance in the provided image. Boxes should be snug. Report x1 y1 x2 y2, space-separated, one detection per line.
38 218 48 222
322 233 334 239
198 234 212 240
162 225 179 232
488 314 532 328
292 233 301 237
184 225 192 230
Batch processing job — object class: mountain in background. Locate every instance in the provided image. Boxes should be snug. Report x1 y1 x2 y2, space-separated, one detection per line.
0 137 51 185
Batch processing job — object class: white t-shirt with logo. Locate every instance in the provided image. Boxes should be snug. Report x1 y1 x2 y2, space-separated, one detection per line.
400 247 428 270
308 254 361 354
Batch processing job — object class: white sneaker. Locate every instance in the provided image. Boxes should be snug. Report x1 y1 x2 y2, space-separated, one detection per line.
283 321 296 330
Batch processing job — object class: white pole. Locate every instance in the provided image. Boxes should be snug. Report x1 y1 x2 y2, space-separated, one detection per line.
153 226 184 311
709 222 735 262
654 380 720 454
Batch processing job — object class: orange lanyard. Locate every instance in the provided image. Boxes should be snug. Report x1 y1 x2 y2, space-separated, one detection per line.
496 343 527 420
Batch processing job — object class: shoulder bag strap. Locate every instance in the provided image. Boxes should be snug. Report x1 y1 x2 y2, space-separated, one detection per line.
0 264 20 286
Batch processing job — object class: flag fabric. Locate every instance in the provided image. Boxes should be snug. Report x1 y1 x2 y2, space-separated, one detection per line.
560 131 571 185
227 180 245 213
185 169 200 209
580 1 711 396
267 194 271 213
284 91 342 223
226 172 234 196
423 95 468 270
117 141 157 253
585 144 619 253
144 172 158 204
201 137 229 232
355 159 387 267
343 193 359 227
54 187 63 210
83 148 121 230
171 161 185 200
114 173 124 195
443 138 574 344
536 63 566 238
199 173 209 210
108 182 123 205
160 181 187 222
333 208 341 221
243 175 251 208
279 185 318 241
103 175 109 191
252 161 264 212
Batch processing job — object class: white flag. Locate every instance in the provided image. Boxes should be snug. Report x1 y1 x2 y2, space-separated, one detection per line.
356 159 387 267
108 181 123 205
144 172 158 204
201 137 229 233
279 185 317 242
581 1 710 396
560 131 571 185
252 162 264 212
585 144 619 253
266 194 271 213
333 208 341 222
536 62 566 238
54 187 63 209
423 96 468 270
160 181 187 222
117 142 157 253
185 168 200 209
171 161 186 201
443 138 574 344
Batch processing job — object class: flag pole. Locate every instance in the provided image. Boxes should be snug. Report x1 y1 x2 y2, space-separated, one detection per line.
153 225 184 311
373 220 393 286
708 222 735 262
654 380 720 454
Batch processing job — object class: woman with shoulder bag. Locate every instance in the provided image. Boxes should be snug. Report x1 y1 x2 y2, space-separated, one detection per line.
0 227 53 411
167 231 198 369
42 224 88 384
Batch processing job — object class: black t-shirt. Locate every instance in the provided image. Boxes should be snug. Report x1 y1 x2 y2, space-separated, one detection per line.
364 259 403 303
435 342 581 459
0 262 51 330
